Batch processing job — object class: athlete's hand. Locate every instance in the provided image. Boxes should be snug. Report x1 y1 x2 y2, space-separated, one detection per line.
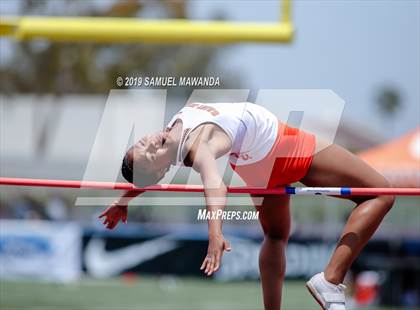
200 234 231 276
99 201 128 230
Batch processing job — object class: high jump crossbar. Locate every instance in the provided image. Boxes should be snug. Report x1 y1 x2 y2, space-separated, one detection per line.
0 1 293 44
1 177 419 196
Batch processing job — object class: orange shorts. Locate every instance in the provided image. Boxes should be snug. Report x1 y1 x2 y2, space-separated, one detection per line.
230 121 316 188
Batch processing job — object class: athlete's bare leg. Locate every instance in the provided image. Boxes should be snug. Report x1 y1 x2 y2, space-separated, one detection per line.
301 143 395 284
251 194 291 310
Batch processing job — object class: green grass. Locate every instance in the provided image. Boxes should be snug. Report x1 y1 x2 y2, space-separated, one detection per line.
0 277 415 310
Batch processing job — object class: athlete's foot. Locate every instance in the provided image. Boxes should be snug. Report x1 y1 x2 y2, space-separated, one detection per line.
306 272 346 310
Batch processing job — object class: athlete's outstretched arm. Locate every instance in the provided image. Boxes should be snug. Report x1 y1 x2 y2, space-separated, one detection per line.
99 190 144 229
191 143 232 276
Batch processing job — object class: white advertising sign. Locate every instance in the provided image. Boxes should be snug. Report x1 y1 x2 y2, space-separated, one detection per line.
0 220 81 282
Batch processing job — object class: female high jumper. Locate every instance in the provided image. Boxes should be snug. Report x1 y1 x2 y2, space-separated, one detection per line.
99 102 394 310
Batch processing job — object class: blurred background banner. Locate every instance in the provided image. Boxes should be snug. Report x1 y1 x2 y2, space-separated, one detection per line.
0 219 81 282
81 225 336 281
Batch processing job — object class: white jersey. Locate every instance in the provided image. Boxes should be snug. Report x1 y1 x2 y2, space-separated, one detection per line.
166 102 278 166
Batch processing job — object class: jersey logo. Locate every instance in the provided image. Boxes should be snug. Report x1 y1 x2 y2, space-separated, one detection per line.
230 152 252 161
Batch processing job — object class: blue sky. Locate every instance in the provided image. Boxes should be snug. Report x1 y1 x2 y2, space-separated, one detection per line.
191 0 420 138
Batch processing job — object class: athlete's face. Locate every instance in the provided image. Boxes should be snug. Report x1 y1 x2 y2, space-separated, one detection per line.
131 132 171 180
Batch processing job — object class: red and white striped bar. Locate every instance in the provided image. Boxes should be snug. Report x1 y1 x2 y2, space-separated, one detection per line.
1 177 419 196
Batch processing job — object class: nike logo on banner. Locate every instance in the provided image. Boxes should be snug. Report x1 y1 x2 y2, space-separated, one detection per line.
84 236 178 278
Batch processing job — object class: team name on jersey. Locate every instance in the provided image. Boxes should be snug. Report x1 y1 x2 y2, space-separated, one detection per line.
185 103 219 116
